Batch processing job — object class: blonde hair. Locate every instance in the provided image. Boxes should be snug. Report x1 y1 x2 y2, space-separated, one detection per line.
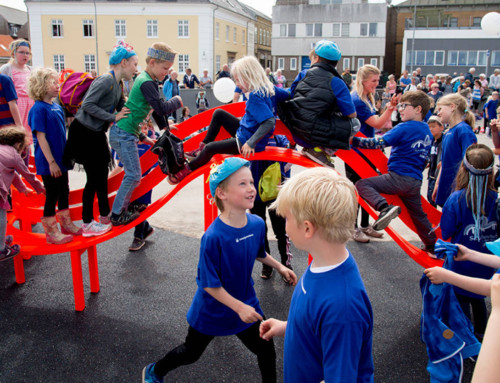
28 67 58 101
9 39 31 62
437 93 475 127
145 42 177 64
213 177 230 213
354 64 380 113
271 168 357 244
231 56 274 97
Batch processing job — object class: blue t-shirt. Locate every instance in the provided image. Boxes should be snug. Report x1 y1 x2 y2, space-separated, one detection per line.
382 120 433 180
186 213 267 336
29 101 68 176
441 189 499 298
284 253 374 383
234 86 248 102
436 122 477 206
351 91 376 138
0 74 18 127
399 77 411 86
484 99 499 120
236 90 274 152
271 86 290 116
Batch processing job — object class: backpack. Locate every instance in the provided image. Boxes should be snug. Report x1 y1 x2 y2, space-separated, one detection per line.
58 71 95 115
151 130 186 175
258 162 282 202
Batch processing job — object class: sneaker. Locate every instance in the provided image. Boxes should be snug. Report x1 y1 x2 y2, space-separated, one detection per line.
110 210 140 226
129 237 146 252
353 228 370 243
167 164 192 185
261 264 273 280
128 203 148 214
0 244 20 262
82 220 112 237
185 142 206 160
301 147 335 169
5 235 13 245
142 363 163 383
373 205 401 231
99 214 111 225
361 225 384 239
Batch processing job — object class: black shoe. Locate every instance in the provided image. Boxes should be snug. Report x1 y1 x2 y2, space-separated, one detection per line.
373 205 401 231
260 264 273 280
0 244 20 262
129 237 146 251
128 203 148 214
111 210 140 226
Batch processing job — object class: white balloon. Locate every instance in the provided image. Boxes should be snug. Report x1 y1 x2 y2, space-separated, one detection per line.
213 78 236 103
481 12 500 36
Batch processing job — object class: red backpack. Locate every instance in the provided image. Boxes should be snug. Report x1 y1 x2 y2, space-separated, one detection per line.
58 71 95 115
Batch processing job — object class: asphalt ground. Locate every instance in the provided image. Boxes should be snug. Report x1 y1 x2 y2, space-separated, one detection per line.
0 227 479 383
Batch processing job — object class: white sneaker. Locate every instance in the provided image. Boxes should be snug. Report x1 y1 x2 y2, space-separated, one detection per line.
82 220 112 237
353 228 370 243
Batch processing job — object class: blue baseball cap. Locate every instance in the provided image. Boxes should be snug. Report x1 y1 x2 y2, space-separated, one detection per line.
315 40 341 61
209 157 250 198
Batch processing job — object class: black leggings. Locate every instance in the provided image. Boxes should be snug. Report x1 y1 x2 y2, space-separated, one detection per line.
154 322 276 382
188 109 240 171
42 172 69 217
82 162 110 223
456 293 488 337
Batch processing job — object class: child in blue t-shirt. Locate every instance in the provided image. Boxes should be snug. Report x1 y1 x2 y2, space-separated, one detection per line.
433 93 477 207
169 56 276 185
352 91 437 252
142 157 297 383
28 68 81 245
483 91 499 135
260 167 374 383
438 144 498 338
0 73 21 128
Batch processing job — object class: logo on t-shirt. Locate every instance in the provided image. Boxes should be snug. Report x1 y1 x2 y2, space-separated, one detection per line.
464 217 497 242
235 234 254 243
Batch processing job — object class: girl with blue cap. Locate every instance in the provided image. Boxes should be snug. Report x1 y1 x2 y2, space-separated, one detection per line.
63 41 138 237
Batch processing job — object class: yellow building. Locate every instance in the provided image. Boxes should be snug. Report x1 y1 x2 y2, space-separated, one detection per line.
26 0 258 78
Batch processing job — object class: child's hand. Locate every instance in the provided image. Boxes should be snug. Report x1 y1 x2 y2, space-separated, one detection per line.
424 267 451 284
455 244 473 262
236 303 263 323
260 318 287 340
278 265 298 285
115 107 130 121
240 143 254 158
49 161 62 178
170 124 179 131
143 137 156 146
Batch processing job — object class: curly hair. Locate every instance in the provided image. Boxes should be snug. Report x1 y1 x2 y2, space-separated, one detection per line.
28 67 58 101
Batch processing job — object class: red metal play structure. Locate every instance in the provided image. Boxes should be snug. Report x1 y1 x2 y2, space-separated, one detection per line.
6 102 443 311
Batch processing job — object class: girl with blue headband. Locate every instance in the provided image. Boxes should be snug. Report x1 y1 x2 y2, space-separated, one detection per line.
436 143 499 340
63 41 138 236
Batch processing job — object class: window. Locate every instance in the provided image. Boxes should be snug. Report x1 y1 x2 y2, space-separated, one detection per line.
52 19 63 37
444 17 458 28
83 19 94 38
407 50 446 66
226 25 230 41
360 23 368 37
115 20 126 38
357 58 365 69
369 23 377 37
290 57 297 70
492 51 500 67
370 58 377 67
260 29 263 44
216 55 221 72
267 31 270 45
467 51 477 66
288 24 296 37
458 51 467 66
234 27 237 43
306 24 313 37
341 23 349 37
178 20 189 38
447 50 486 66
332 23 340 37
216 23 219 40
53 54 65 71
306 24 322 37
435 51 444 66
147 20 158 38
84 54 96 72
473 17 481 27
478 51 487 66
280 24 287 37
343 58 350 70
448 51 458 66
278 58 284 70
178 54 189 73
242 30 245 45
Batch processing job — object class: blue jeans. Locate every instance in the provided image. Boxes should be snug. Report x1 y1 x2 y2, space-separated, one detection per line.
109 124 141 215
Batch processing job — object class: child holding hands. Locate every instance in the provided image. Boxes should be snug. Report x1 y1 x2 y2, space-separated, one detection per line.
260 168 374 383
0 126 44 261
142 157 296 383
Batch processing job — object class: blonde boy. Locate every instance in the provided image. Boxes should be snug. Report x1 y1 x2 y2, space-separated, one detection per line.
260 167 374 383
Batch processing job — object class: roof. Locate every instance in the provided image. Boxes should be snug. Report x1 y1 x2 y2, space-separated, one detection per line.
0 35 14 58
395 0 499 7
0 5 28 26
237 2 272 20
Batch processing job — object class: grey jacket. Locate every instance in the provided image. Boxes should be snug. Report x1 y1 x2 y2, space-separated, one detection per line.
75 72 125 132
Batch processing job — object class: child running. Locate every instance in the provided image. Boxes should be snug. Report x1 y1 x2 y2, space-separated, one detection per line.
28 68 81 244
353 91 437 253
432 93 477 207
142 157 297 383
0 126 44 261
168 56 275 184
259 167 374 383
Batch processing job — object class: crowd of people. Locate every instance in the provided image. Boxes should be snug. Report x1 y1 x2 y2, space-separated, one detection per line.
1 34 500 382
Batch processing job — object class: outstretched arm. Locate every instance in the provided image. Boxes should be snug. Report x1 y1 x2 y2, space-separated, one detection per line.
260 318 287 340
351 136 388 150
258 253 297 285
424 267 492 297
204 287 263 323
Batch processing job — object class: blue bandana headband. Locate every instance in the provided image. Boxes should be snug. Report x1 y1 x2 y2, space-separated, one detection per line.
109 42 136 65
18 42 30 48
147 48 176 62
